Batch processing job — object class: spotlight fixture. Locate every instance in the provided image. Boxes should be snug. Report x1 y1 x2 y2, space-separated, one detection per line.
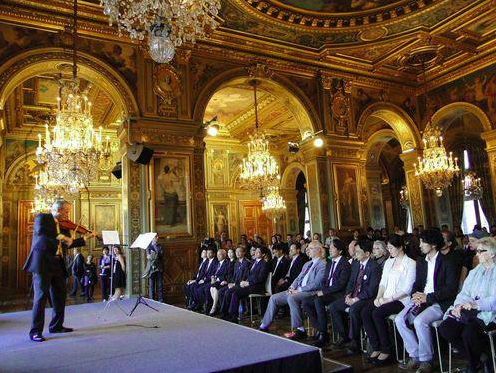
205 116 220 137
313 136 324 148
288 142 299 154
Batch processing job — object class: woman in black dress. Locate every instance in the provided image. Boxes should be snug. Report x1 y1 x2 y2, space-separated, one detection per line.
111 246 126 301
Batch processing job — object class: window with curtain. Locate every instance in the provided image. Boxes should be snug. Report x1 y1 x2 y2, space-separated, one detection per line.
304 192 311 236
461 150 490 234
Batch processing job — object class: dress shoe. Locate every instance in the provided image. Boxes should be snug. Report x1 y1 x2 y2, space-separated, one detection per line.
284 329 307 341
49 326 73 333
373 354 393 366
332 337 351 348
398 358 420 371
259 327 269 333
365 353 380 363
313 334 330 349
415 362 433 373
30 333 45 342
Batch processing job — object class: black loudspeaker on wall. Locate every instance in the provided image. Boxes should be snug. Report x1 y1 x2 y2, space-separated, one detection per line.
127 144 154 165
111 162 122 179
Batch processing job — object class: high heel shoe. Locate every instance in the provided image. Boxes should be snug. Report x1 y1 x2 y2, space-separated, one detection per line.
365 353 380 363
373 354 393 366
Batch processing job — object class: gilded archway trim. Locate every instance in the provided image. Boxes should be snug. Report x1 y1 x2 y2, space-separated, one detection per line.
193 67 320 137
363 128 398 167
0 48 139 116
357 101 421 152
430 102 492 133
4 150 37 187
281 162 306 190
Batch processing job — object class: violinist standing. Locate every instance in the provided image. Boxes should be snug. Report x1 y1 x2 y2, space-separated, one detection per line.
23 199 97 342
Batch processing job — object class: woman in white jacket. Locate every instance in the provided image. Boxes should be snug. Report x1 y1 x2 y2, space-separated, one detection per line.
360 234 416 365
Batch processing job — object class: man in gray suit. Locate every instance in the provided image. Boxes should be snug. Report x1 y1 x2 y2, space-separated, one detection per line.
259 240 326 340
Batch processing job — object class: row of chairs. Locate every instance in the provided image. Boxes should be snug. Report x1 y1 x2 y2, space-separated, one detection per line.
245 274 496 373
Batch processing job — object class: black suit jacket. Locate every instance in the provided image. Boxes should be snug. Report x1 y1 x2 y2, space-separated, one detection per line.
201 258 219 281
247 259 269 293
271 256 290 283
412 252 460 312
345 259 380 301
194 259 208 281
72 254 85 278
23 213 85 278
232 259 250 285
321 257 351 296
226 259 236 283
212 260 230 282
285 254 308 283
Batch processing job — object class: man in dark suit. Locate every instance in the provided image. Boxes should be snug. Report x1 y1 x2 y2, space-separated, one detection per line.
23 199 96 342
270 243 290 293
218 247 250 317
329 238 380 353
183 248 208 307
69 247 85 297
144 235 164 302
189 247 218 310
202 249 229 312
395 229 461 373
274 242 307 293
303 239 351 347
224 247 269 323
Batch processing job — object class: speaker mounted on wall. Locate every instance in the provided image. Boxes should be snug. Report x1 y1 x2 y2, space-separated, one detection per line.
111 162 122 179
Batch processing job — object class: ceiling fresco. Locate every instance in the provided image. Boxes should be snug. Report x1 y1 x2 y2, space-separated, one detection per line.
271 0 408 13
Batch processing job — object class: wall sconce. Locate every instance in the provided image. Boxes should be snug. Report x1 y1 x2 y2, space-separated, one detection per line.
399 185 409 209
205 116 219 137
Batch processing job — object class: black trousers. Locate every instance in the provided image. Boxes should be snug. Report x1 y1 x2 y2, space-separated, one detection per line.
30 258 67 336
100 275 110 301
70 275 82 296
329 297 370 342
148 271 163 302
439 317 495 371
302 292 341 333
361 300 404 354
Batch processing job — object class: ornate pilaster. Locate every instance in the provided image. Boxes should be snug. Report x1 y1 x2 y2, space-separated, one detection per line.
481 129 496 217
400 151 427 228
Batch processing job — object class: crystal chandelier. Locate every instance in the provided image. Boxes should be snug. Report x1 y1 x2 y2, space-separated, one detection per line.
262 186 286 221
36 0 111 190
240 80 280 195
399 185 409 209
100 0 221 63
462 170 482 201
31 169 77 213
414 126 460 197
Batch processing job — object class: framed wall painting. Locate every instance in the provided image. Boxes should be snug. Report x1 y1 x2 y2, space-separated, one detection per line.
210 203 229 238
150 153 192 237
333 164 362 230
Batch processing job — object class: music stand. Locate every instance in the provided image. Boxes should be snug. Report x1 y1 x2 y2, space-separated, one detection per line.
99 231 128 318
127 233 160 317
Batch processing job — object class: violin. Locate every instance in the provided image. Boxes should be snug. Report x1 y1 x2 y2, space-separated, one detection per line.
58 219 99 239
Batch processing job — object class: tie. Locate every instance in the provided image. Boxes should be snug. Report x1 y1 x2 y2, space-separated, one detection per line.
296 261 313 287
274 258 281 273
352 264 365 298
55 221 63 257
328 261 336 286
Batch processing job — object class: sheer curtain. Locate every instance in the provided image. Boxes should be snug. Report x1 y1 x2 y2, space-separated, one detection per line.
471 146 495 225
449 148 464 229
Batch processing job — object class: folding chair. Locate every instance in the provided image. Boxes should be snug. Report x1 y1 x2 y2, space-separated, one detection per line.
388 314 406 363
248 272 272 324
431 319 451 373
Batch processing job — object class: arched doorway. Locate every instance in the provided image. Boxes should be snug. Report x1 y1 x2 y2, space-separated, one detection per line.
199 71 318 243
0 49 136 294
430 102 494 231
358 103 421 231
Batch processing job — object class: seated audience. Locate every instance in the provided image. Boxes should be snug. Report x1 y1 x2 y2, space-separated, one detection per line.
259 241 326 340
223 247 269 323
439 237 496 373
188 247 218 310
361 234 416 364
183 249 207 307
372 240 389 271
274 243 308 293
329 239 380 353
202 249 229 313
271 244 290 293
395 229 461 373
218 247 250 316
303 239 351 347
324 228 340 248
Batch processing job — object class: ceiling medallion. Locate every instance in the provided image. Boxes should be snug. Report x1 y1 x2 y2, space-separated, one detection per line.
235 0 441 30
398 45 442 72
358 27 388 41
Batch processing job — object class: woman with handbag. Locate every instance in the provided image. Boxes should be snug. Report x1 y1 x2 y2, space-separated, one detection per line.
439 237 496 373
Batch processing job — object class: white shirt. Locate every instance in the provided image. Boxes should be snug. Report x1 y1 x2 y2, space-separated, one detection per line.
286 255 298 276
206 258 214 272
423 251 439 294
328 256 342 286
380 255 416 305
273 256 283 274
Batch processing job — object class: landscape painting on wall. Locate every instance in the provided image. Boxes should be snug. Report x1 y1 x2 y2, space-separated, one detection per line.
151 154 192 237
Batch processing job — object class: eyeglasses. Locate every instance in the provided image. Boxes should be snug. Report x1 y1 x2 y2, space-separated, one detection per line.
476 249 488 254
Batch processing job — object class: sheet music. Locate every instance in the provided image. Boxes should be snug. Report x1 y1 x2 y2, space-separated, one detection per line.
101 230 121 245
130 232 157 249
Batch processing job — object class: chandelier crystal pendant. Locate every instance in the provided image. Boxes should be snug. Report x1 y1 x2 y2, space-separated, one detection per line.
100 0 221 63
462 170 482 201
240 80 280 195
36 0 111 190
414 126 460 197
31 169 78 213
261 186 287 221
399 185 409 209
